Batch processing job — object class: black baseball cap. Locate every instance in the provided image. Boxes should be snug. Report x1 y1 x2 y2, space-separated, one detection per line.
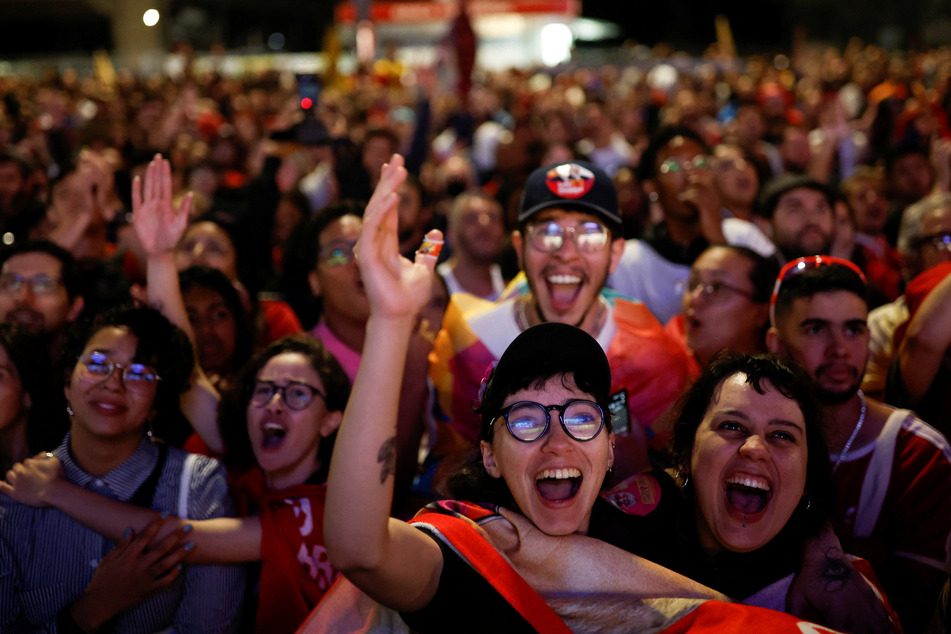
519 161 622 233
478 322 612 439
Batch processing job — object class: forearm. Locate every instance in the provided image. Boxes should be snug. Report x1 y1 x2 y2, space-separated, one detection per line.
180 367 224 454
489 519 725 601
897 274 951 403
45 480 261 563
146 252 193 339
325 314 416 569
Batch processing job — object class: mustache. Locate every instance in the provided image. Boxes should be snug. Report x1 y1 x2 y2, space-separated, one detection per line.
814 363 859 381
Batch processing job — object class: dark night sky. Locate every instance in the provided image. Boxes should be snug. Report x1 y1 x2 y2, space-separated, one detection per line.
0 0 941 57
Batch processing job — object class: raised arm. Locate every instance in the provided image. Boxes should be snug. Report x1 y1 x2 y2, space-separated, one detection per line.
132 155 223 453
0 454 262 564
324 154 445 611
896 269 951 407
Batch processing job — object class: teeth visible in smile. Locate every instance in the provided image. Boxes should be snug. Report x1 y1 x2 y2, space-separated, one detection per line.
264 422 285 432
537 468 581 480
727 474 770 491
548 274 581 285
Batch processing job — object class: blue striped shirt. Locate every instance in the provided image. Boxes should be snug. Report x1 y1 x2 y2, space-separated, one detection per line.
0 434 246 632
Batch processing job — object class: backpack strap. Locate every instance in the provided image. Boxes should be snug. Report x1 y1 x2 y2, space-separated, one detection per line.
412 511 572 634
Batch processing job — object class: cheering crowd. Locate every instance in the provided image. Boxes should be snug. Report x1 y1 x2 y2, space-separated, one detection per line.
0 37 950 632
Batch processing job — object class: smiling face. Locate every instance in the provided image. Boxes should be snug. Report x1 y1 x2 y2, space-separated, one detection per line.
65 326 157 446
690 373 808 555
515 208 624 330
480 374 614 536
683 247 768 366
246 352 341 490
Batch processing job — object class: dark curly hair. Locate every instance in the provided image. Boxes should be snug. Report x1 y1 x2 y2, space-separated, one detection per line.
217 334 351 472
666 351 834 538
58 304 195 445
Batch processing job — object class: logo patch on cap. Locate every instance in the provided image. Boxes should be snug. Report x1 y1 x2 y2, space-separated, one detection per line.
545 163 595 200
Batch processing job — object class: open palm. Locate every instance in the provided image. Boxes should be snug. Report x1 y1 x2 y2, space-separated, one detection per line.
131 155 192 257
356 154 440 320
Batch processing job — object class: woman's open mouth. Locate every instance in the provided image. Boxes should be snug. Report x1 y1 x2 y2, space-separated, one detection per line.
536 468 582 502
261 422 287 449
725 473 772 515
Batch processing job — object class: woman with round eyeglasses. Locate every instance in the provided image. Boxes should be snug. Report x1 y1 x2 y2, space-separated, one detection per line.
306 154 788 633
1 334 352 634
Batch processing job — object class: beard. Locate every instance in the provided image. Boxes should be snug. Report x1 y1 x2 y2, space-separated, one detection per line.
813 366 863 405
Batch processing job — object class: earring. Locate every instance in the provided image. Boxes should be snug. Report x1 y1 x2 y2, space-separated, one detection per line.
66 404 74 417
648 191 659 202
802 495 812 512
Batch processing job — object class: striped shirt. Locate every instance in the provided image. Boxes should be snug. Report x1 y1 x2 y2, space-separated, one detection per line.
0 434 246 632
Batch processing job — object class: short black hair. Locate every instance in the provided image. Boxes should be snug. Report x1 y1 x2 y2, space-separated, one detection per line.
637 126 711 183
772 262 868 326
666 351 834 536
217 334 351 472
0 239 82 300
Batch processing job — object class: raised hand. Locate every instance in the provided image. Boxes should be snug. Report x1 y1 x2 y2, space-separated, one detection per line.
132 155 192 257
354 154 441 321
0 452 64 507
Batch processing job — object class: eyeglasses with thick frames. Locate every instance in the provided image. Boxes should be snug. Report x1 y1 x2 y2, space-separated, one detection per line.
769 255 867 325
525 221 609 254
0 273 64 295
250 380 325 410
492 399 605 443
318 240 357 267
679 277 754 304
78 351 161 392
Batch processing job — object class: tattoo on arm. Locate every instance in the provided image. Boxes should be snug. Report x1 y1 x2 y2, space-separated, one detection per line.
377 437 396 484
821 546 853 593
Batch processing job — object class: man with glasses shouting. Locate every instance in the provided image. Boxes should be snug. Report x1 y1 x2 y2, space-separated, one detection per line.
428 160 693 492
766 254 951 633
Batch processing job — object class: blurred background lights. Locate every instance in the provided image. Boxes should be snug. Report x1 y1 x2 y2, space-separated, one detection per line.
267 32 285 50
540 23 572 67
142 9 160 27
